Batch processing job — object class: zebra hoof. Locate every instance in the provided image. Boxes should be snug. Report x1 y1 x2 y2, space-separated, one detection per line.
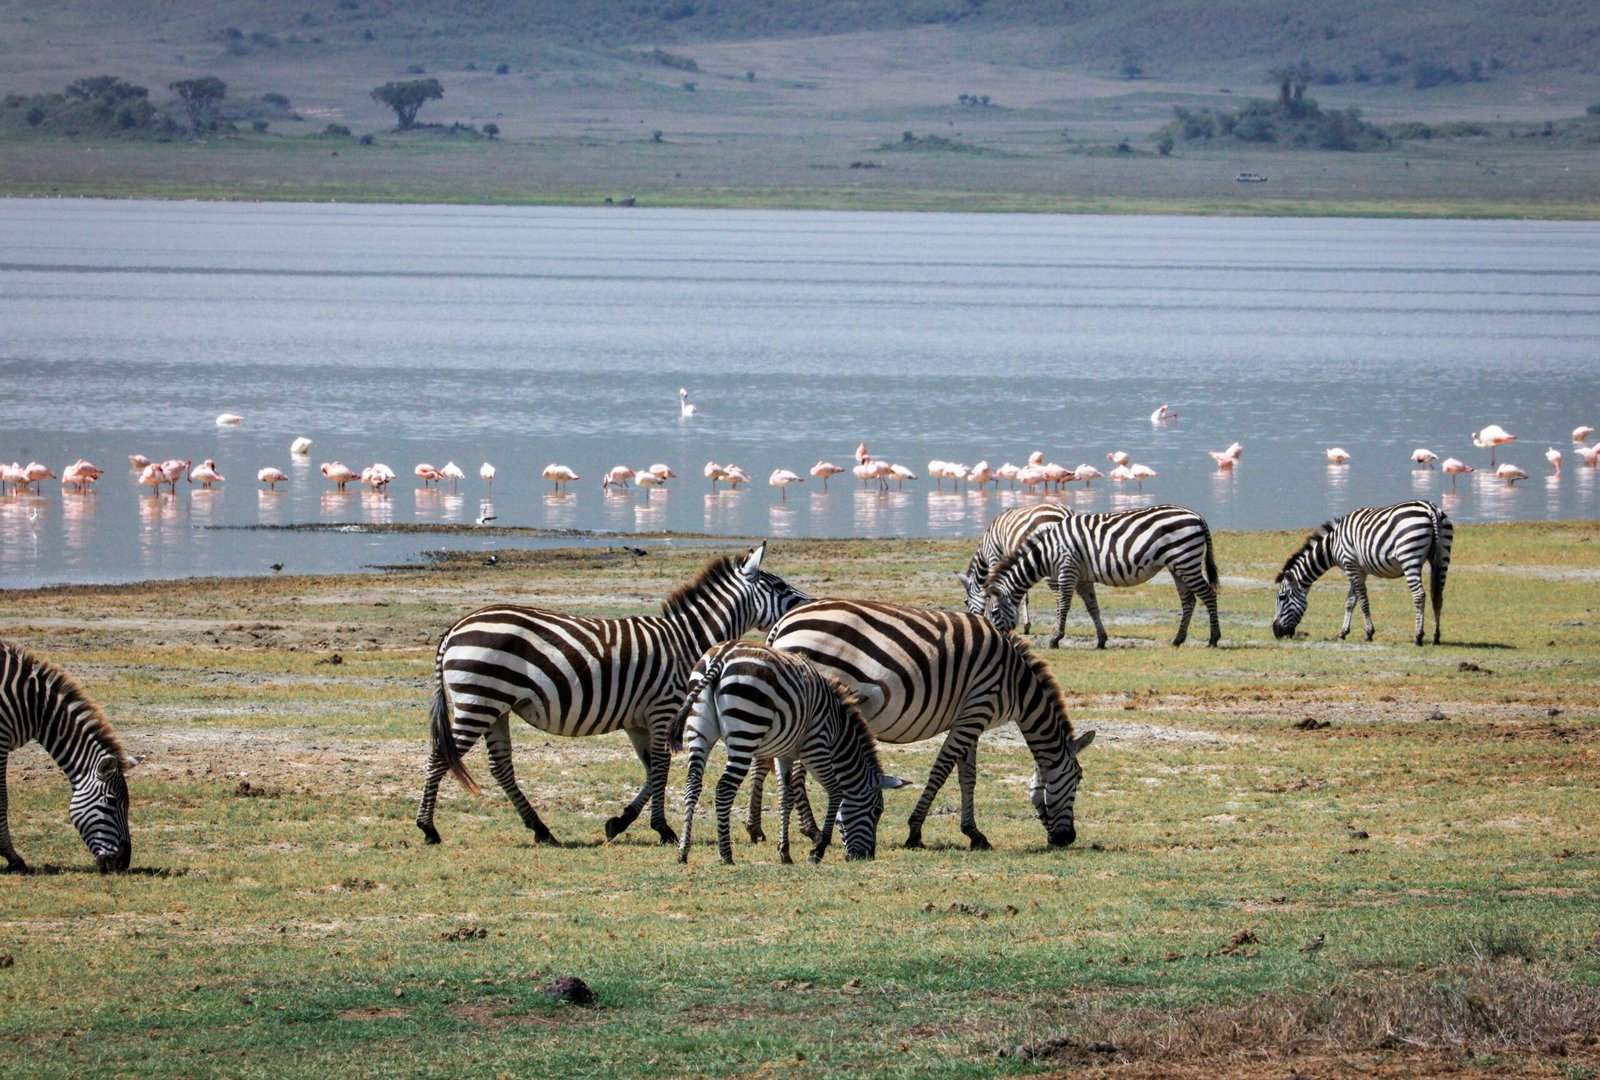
807 847 825 864
966 832 993 852
798 823 821 842
2 857 29 874
778 847 793 865
533 828 558 846
603 810 638 840
720 853 735 866
417 822 441 845
903 831 925 850
677 850 689 865
653 824 679 846
746 825 767 844
1048 636 1064 649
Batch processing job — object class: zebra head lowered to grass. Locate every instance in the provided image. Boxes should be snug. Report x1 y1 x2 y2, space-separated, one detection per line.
765 600 1094 850
1 639 135 873
1272 500 1452 646
981 505 1221 649
955 503 1071 636
416 543 812 847
673 641 906 866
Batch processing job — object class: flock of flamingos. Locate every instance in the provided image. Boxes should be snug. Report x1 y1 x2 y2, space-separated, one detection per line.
3 397 1597 506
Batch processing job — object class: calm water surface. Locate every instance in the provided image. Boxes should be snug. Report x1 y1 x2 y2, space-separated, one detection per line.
2 199 1597 588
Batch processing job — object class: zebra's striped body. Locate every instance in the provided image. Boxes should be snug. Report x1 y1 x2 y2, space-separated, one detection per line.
674 642 906 865
1 639 135 873
1272 500 1452 646
956 504 1071 636
415 544 811 846
979 505 1221 648
765 600 1094 850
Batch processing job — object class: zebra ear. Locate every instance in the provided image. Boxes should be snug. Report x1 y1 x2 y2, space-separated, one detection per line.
1071 730 1096 754
955 572 970 588
741 542 766 578
96 756 121 781
878 774 909 790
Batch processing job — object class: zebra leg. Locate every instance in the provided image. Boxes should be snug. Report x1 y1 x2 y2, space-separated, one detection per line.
1022 585 1037 636
1339 571 1362 640
484 717 557 844
0 752 26 873
678 745 708 864
1077 581 1108 650
745 757 770 843
605 725 653 841
775 759 796 865
1048 568 1079 649
645 713 680 845
1172 579 1196 647
906 724 983 849
1406 568 1427 646
1199 577 1222 648
1355 573 1375 641
715 755 753 866
1430 555 1448 646
957 744 991 851
809 777 843 865
783 762 820 840
414 715 489 845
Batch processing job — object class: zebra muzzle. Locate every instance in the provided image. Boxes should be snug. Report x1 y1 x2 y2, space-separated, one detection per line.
96 841 132 873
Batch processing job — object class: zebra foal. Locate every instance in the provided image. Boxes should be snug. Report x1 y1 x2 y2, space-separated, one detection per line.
978 505 1221 648
673 642 905 865
1 639 135 873
765 600 1094 850
1272 500 1452 646
955 504 1070 636
416 544 811 846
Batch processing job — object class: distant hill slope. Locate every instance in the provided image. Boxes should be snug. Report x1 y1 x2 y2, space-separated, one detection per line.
5 0 1599 84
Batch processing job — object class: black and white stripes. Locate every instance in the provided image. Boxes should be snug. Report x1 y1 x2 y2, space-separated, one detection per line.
1272 500 1453 645
1 639 135 873
956 504 1071 636
415 544 811 846
978 505 1221 648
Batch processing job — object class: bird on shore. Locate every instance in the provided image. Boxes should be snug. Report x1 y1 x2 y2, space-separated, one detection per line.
678 387 698 418
475 511 497 525
1440 457 1474 490
769 468 804 501
1471 424 1516 467
479 462 495 492
1300 933 1325 955
1495 462 1529 485
483 554 498 567
215 413 243 427
1411 448 1438 469
257 467 289 490
269 562 284 573
810 461 844 491
542 463 579 492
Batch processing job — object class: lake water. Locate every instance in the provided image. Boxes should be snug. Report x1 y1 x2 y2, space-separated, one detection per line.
2 199 1597 589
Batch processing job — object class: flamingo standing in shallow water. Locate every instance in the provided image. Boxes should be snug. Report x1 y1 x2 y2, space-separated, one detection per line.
635 470 664 498
257 467 289 490
648 463 676 481
439 462 465 492
1074 464 1104 487
1545 448 1563 474
1150 404 1175 424
1495 462 1529 485
968 461 996 490
128 453 151 470
724 465 752 490
415 463 442 488
1107 450 1129 467
159 459 190 493
1412 448 1438 469
543 464 579 491
1128 463 1157 490
887 464 917 490
603 465 636 491
769 469 804 501
138 463 166 495
1471 424 1516 467
62 460 103 492
1440 458 1474 490
810 461 844 491
1326 447 1351 465
321 461 358 491
996 462 1020 489
290 437 313 455
678 388 698 417
704 461 727 489
1572 425 1594 444
480 462 495 492
22 462 56 493
1208 443 1243 469
188 460 225 488
215 413 243 427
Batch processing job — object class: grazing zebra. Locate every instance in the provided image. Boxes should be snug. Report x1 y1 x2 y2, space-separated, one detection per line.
673 641 906 865
415 544 811 846
1272 500 1452 646
764 600 1094 850
956 504 1071 636
1 639 135 873
979 505 1221 649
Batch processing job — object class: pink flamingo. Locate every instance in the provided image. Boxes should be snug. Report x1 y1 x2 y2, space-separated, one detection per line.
159 459 190 492
321 461 358 491
704 461 727 489
1326 447 1351 465
968 461 996 490
603 465 636 491
1411 448 1438 469
1208 442 1243 469
1073 464 1103 487
480 462 495 492
1574 444 1600 469
1043 462 1073 491
1471 424 1516 467
257 467 289 490
1107 450 1130 467
290 437 313 455
810 461 844 491
415 463 442 488
1016 463 1048 492
1573 425 1595 444
1 462 27 494
648 463 677 481
724 465 752 489
1150 404 1176 424
1440 457 1474 490
769 468 804 501
854 442 870 465
188 459 225 488
62 460 103 492
996 462 1020 489
543 464 580 492
215 413 243 427
1545 447 1562 474
439 461 465 492
128 453 151 470
1495 462 1529 486
1128 463 1158 490
138 463 166 495
888 464 917 490
22 462 57 493
1108 464 1134 485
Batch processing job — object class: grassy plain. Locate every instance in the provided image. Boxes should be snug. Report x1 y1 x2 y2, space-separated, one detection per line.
1 523 1598 1077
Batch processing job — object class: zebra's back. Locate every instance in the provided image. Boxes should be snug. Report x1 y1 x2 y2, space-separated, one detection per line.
1065 505 1215 587
1337 501 1449 577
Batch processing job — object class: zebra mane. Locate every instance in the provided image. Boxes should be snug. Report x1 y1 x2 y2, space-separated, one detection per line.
1275 521 1336 583
660 553 742 618
824 676 889 774
4 640 131 768
984 538 1040 594
1011 637 1075 739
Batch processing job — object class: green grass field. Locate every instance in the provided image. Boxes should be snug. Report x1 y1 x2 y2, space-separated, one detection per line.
1 524 1597 1077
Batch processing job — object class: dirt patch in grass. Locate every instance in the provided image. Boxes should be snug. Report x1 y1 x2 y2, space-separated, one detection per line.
338 1006 409 1022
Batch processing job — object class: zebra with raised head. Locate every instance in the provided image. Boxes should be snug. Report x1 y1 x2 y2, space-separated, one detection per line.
673 641 906 866
956 503 1071 636
1 639 135 873
979 505 1221 649
1272 500 1452 646
765 600 1094 850
415 543 811 847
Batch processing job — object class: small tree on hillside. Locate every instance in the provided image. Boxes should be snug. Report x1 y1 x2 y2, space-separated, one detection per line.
1269 64 1314 117
371 78 443 130
170 76 227 133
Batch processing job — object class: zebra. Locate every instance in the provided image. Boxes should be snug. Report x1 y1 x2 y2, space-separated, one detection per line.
415 543 812 847
764 600 1094 850
979 505 1221 649
955 504 1071 636
672 641 906 865
1272 500 1452 646
1 639 135 873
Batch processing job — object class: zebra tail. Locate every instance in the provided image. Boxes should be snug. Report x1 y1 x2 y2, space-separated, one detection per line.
1203 525 1220 590
431 679 481 796
668 642 734 753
